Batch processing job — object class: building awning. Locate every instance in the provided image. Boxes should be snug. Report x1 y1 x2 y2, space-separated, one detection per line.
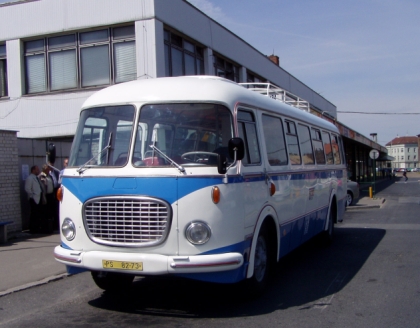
377 155 395 161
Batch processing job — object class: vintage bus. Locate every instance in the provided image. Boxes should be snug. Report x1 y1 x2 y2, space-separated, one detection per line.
54 76 346 293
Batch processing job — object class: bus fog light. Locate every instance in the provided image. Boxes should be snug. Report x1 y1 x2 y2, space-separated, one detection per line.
62 218 76 241
185 222 211 245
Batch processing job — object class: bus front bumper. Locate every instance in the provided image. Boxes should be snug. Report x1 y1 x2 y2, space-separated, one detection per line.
54 245 244 274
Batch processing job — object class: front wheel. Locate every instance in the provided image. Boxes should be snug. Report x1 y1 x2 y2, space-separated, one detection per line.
91 271 134 292
346 191 354 206
246 225 273 295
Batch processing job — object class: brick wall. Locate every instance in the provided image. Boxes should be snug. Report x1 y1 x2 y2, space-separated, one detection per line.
0 130 21 234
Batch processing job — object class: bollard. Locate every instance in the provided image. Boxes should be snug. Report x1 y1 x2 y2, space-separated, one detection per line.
369 186 373 198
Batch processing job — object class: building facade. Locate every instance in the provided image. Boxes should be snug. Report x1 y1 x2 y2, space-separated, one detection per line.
386 136 419 169
0 0 387 231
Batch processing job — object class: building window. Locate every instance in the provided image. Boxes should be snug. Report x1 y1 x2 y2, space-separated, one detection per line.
408 148 410 152
415 155 417 160
401 148 403 152
164 30 204 77
408 156 411 160
214 55 239 82
247 71 266 83
401 156 404 160
24 25 136 94
0 44 7 98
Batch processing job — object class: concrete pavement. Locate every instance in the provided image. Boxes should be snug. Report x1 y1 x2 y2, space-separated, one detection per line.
0 196 388 298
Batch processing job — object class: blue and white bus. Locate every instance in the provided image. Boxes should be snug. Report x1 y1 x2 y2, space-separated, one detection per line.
54 76 346 293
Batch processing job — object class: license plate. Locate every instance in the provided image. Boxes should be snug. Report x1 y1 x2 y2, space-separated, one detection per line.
102 260 143 271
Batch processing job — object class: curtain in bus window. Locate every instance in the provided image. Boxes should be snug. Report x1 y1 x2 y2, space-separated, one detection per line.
311 128 326 164
262 115 287 166
322 131 334 165
331 135 341 164
285 121 301 165
298 124 315 165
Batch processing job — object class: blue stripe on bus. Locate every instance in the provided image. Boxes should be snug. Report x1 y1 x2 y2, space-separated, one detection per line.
62 169 344 203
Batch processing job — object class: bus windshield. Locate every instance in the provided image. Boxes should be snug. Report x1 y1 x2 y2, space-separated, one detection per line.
133 103 233 168
69 105 136 167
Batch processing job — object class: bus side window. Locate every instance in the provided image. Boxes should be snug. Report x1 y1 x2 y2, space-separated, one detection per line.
297 124 314 165
331 134 341 164
285 120 301 165
311 128 326 164
237 110 261 165
322 131 334 165
262 114 288 166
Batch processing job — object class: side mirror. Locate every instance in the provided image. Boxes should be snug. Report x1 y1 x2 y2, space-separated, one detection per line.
228 138 244 161
217 154 228 174
47 143 56 165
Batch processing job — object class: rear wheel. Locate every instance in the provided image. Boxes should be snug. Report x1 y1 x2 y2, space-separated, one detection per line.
91 271 134 292
346 191 354 206
320 206 334 246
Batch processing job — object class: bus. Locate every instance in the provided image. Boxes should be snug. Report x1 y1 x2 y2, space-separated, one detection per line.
54 76 346 293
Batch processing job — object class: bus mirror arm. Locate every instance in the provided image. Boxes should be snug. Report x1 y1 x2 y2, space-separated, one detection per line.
217 138 245 175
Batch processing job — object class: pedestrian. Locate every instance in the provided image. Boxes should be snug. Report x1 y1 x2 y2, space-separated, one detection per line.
24 165 44 233
403 170 408 182
39 164 54 233
58 157 68 185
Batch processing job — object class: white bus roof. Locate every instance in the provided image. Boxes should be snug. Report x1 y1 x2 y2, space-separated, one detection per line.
82 76 338 133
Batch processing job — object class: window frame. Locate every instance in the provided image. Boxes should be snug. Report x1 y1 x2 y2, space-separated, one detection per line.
0 44 7 98
24 25 136 94
213 54 240 82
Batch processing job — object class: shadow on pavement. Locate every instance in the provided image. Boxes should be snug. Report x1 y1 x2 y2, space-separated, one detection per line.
88 227 385 318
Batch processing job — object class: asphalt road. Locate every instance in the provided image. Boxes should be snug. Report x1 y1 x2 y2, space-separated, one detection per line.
1 177 419 327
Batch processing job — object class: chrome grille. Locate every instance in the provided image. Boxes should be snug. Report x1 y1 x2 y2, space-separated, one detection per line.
83 196 172 247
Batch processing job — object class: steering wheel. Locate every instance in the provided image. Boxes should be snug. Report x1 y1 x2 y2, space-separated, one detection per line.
181 151 218 164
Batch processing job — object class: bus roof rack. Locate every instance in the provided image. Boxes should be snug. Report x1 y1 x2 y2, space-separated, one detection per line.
239 82 310 112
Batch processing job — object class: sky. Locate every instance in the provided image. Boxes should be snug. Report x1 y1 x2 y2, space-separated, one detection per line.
187 0 420 146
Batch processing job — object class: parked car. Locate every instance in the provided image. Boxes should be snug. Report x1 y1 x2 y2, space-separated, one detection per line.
346 180 360 206
412 168 419 172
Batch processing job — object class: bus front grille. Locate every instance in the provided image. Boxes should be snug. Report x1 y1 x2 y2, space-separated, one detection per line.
83 196 172 247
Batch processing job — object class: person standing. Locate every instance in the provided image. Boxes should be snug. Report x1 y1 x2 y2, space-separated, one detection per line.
39 164 54 233
24 165 43 233
58 157 68 184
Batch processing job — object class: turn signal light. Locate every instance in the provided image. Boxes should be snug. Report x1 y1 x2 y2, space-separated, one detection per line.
270 182 276 196
212 186 220 204
57 186 64 202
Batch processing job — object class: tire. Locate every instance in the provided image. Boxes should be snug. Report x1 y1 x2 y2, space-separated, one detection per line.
91 271 134 292
320 206 334 247
246 224 273 295
346 191 354 206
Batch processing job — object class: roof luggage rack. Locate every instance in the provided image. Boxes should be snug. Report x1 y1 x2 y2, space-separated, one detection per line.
239 82 310 112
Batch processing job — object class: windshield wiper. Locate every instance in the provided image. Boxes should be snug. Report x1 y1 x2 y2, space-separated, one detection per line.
77 133 112 173
149 144 185 173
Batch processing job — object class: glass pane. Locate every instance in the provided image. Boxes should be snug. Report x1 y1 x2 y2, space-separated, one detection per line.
69 105 135 167
81 45 110 87
114 41 136 83
113 25 135 39
48 34 76 49
245 123 261 164
298 124 314 165
171 47 183 77
196 58 204 75
25 54 46 93
322 131 334 165
170 33 182 47
164 44 170 76
184 40 194 53
49 50 77 91
0 59 7 97
25 39 44 53
331 135 341 164
164 30 170 41
0 45 5 57
134 104 233 167
80 29 109 44
262 115 287 166
185 53 195 75
286 135 301 165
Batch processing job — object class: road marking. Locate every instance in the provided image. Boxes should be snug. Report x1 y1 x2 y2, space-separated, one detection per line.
338 223 420 230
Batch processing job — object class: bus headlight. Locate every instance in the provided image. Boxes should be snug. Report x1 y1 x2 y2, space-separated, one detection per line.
62 218 76 241
185 221 211 245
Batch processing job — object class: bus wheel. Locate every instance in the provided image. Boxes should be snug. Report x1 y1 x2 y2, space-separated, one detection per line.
247 225 273 295
320 208 334 246
91 271 134 292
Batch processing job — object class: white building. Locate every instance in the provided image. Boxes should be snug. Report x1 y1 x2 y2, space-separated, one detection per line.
386 136 419 169
0 0 337 141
